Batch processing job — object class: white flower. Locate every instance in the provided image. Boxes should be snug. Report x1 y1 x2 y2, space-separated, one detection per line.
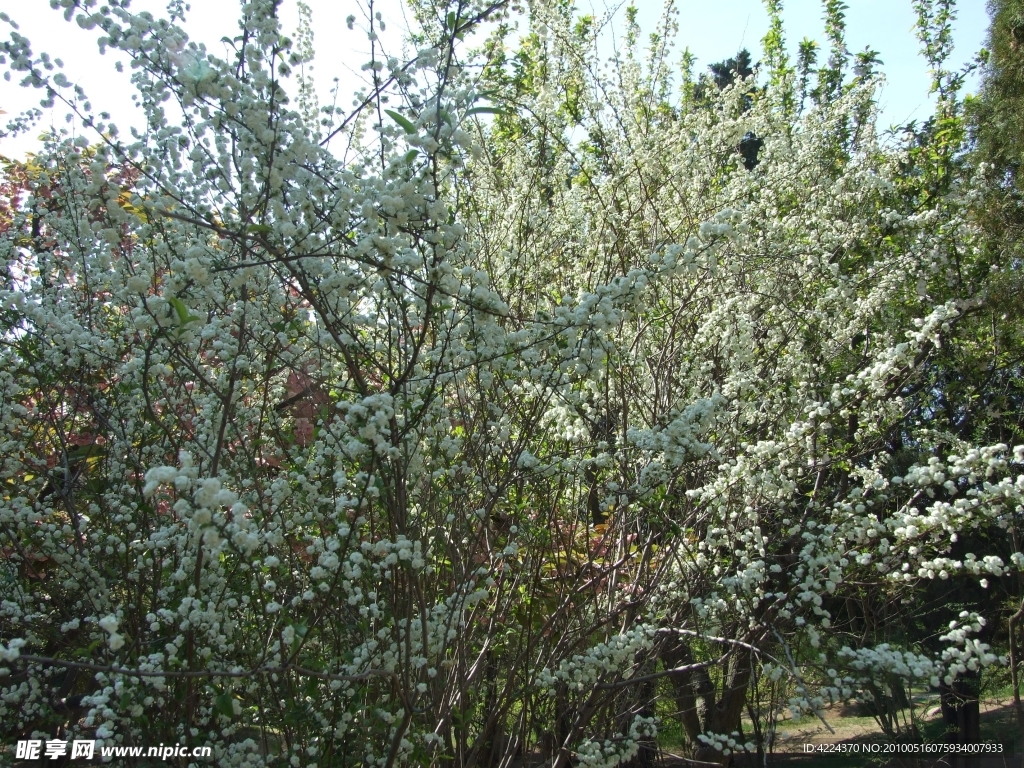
194 478 222 508
0 639 26 662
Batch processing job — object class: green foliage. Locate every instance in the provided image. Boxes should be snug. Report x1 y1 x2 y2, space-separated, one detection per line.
972 1 1024 197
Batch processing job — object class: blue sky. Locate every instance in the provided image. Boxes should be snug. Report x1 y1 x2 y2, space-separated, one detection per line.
0 0 991 159
628 0 989 128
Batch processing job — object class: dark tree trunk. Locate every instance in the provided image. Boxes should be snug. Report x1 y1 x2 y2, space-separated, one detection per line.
662 640 706 749
660 635 755 766
691 652 753 767
623 660 659 768
939 670 981 744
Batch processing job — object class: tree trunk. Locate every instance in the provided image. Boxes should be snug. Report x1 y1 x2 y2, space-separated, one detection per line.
662 641 706 749
1009 598 1024 737
662 640 754 766
623 659 659 768
939 670 981 744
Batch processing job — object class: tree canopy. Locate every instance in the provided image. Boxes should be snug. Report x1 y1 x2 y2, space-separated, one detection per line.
0 1 1021 766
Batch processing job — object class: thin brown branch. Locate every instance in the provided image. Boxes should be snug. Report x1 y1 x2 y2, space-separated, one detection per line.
12 655 395 683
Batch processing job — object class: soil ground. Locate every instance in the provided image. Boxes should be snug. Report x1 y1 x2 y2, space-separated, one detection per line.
654 696 1022 767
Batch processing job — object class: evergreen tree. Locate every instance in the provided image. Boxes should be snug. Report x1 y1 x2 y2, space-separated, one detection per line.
969 0 1024 736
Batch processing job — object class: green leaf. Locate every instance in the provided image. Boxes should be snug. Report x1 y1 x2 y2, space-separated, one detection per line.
246 223 273 235
167 297 201 326
404 149 419 164
65 445 106 463
167 297 190 325
384 109 416 133
284 705 309 726
466 106 506 117
290 621 308 652
76 639 104 658
214 693 235 718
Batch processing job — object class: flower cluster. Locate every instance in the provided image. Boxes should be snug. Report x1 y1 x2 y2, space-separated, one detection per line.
696 730 757 757
537 626 656 694
575 716 658 768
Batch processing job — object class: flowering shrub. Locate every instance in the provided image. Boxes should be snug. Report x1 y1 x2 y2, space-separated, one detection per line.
0 0 1020 766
